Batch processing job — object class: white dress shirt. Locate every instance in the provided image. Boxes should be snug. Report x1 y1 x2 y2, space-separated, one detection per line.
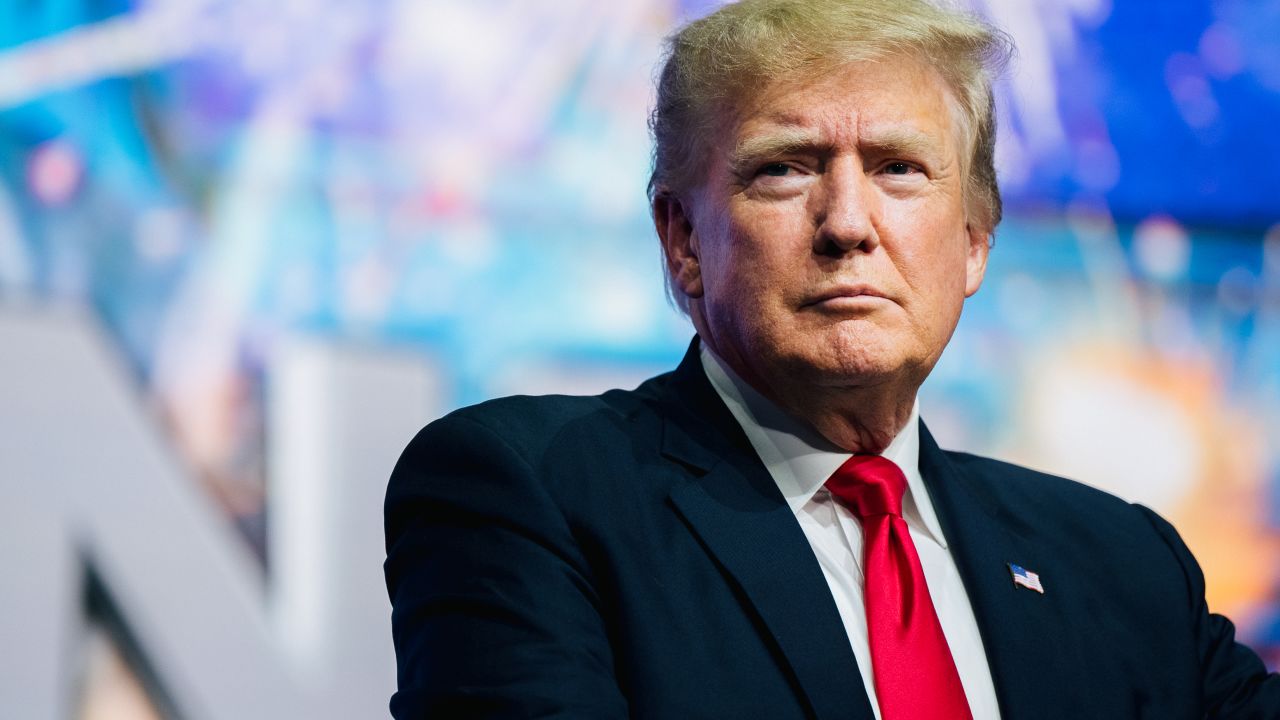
700 346 1002 720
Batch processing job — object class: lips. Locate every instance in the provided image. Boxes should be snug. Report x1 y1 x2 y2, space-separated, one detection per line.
802 284 889 307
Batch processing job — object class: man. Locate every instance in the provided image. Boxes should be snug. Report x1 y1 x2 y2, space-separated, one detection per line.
384 0 1280 717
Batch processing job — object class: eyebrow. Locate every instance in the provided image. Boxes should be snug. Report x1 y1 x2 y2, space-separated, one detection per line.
859 128 941 158
727 124 944 175
728 127 825 174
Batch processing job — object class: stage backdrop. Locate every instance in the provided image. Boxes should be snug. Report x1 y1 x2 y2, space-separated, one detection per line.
1 0 1277 716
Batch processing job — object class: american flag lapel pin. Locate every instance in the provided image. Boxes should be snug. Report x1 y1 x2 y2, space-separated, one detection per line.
1008 563 1045 594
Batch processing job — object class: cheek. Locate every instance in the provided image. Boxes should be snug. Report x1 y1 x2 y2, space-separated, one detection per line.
889 226 972 332
711 206 808 290
703 248 775 315
891 207 969 281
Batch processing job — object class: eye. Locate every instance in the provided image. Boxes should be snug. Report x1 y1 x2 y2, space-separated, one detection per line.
758 163 792 177
883 161 916 175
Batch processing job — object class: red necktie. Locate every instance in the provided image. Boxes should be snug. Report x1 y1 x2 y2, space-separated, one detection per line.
826 455 973 720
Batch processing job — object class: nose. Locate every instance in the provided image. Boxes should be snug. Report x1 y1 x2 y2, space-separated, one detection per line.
813 158 880 255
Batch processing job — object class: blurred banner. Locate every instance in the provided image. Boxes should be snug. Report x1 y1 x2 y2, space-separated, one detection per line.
0 0 1277 717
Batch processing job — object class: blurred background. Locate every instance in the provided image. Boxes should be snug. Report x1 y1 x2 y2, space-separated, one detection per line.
1 0 1278 717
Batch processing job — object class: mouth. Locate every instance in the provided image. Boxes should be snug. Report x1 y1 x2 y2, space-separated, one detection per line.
801 284 890 308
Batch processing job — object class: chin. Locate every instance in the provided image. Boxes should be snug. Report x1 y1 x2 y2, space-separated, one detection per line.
790 327 920 386
770 343 893 384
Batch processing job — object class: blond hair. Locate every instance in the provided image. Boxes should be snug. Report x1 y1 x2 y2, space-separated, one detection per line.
649 0 1013 247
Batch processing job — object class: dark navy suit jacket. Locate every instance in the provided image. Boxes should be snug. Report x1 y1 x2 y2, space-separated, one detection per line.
384 340 1280 718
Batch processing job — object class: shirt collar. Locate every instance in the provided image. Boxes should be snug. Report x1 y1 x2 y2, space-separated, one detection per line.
699 343 948 549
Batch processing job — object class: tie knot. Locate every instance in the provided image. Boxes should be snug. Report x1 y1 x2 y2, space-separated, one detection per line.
825 454 907 518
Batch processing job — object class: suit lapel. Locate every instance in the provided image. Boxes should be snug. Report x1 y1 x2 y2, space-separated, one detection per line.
658 342 873 720
918 423 1090 717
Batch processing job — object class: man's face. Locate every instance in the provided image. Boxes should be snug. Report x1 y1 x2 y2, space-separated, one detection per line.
661 55 989 400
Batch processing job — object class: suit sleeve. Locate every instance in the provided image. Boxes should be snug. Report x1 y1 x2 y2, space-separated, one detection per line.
383 412 629 719
1136 505 1280 717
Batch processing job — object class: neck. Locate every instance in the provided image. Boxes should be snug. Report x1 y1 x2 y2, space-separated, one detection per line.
769 377 918 454
703 342 920 454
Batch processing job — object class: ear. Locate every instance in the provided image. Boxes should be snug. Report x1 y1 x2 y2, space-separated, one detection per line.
963 222 990 298
653 193 704 299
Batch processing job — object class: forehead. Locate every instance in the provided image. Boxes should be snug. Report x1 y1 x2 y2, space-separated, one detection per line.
720 56 962 158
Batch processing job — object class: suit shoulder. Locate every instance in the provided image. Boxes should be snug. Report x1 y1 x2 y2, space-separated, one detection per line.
442 375 667 435
940 450 1201 593
943 450 1138 520
396 373 674 472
